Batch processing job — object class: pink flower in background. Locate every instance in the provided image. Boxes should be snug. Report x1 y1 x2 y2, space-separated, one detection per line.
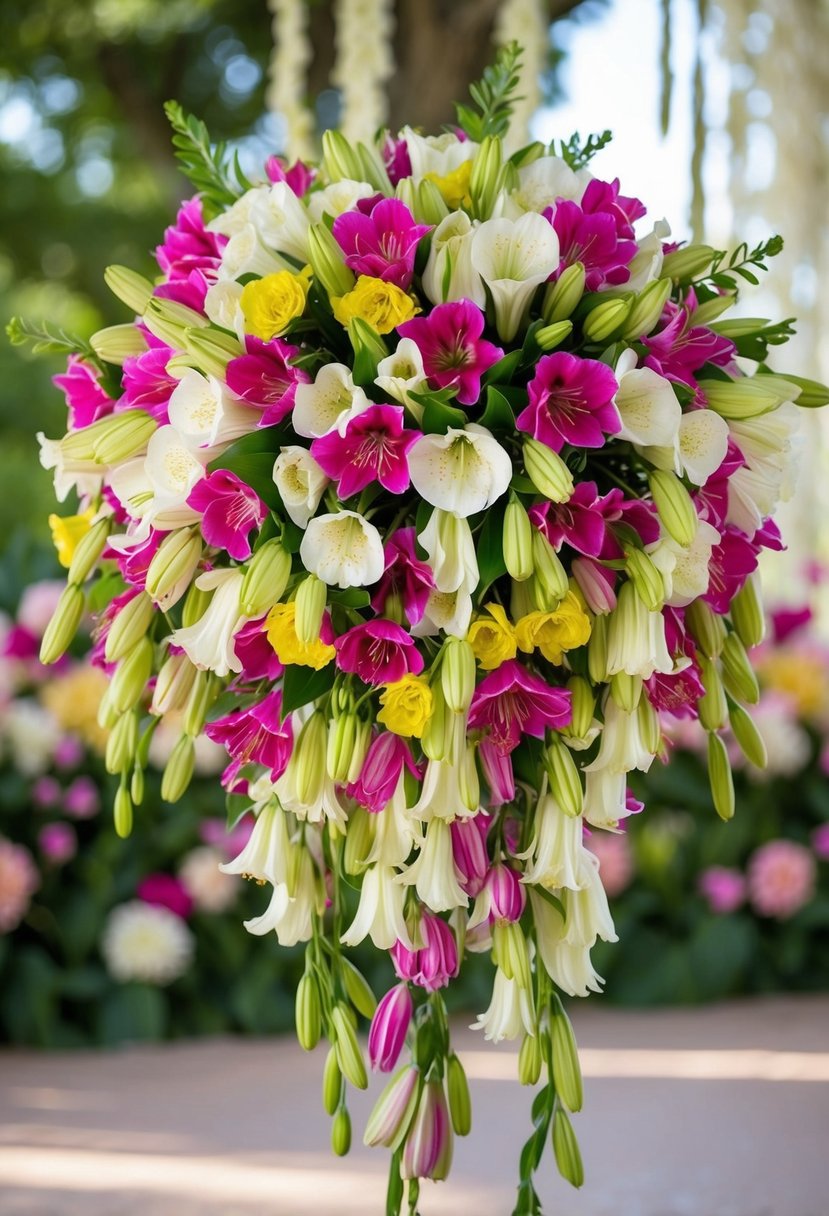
450 815 490 897
205 689 294 787
32 776 62 809
17 581 66 637
225 336 310 426
397 299 503 404
333 197 430 290
811 823 829 861
199 815 254 860
348 732 420 813
264 156 315 196
53 356 115 428
0 839 39 933
516 352 620 453
698 866 746 914
155 196 225 280
392 912 459 991
187 469 267 561
120 343 178 423
370 528 434 626
588 832 635 898
54 737 85 773
38 822 77 865
137 873 194 920
63 775 100 818
311 403 419 497
335 619 424 685
770 606 812 643
468 660 572 753
747 840 816 919
368 982 413 1071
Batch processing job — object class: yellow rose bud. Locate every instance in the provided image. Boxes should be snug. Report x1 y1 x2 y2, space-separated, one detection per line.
331 275 420 335
468 603 517 670
49 509 96 569
265 601 335 669
377 674 433 738
241 268 311 339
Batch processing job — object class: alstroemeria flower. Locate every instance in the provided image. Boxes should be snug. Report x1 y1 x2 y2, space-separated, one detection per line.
307 178 375 224
120 341 177 423
265 154 315 196
272 446 328 529
398 299 502 405
470 212 560 341
156 196 226 279
310 404 419 497
205 689 293 787
371 527 435 625
140 425 208 521
374 339 429 411
391 911 459 991
517 352 621 453
168 369 255 452
348 732 421 813
421 210 485 308
548 197 638 291
333 197 430 291
217 223 290 282
208 182 310 262
335 619 424 684
612 349 682 448
54 356 115 428
643 295 736 387
703 526 759 613
299 510 385 588
225 336 310 426
187 468 267 561
530 481 610 557
468 659 572 753
293 363 371 439
169 567 248 678
408 424 512 518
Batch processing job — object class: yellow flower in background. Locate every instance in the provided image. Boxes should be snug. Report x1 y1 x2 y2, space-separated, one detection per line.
516 591 592 665
377 675 433 738
425 161 473 210
265 602 335 669
241 268 311 339
757 649 829 719
40 664 110 752
331 275 420 334
468 603 517 670
48 509 95 569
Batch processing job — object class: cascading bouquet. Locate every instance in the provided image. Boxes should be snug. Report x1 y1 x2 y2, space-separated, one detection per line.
14 44 828 1215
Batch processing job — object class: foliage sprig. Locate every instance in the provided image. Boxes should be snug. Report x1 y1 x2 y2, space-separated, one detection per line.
6 316 95 361
164 101 251 220
553 129 613 170
455 41 524 141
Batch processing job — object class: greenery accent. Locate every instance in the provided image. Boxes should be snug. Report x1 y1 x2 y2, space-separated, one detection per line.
554 129 614 170
706 234 785 291
6 316 96 362
164 100 251 220
455 41 524 141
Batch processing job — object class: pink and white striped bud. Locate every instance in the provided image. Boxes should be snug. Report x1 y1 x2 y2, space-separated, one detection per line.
572 557 617 615
363 1065 420 1149
368 982 413 1072
487 863 526 924
391 912 459 992
450 814 490 898
478 738 515 807
402 1079 453 1181
347 732 419 813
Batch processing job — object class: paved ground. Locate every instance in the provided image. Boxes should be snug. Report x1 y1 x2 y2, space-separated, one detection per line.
0 996 827 1216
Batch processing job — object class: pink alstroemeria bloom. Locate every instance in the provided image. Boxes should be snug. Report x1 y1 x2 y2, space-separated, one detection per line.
154 269 210 313
370 528 435 626
233 617 284 683
391 913 459 992
205 689 294 788
368 983 413 1072
703 527 758 614
581 177 646 238
398 299 503 406
572 556 617 613
548 199 638 291
450 815 490 897
106 529 164 590
53 356 115 428
264 155 315 196
225 336 310 427
187 469 268 562
333 197 429 291
335 619 424 685
644 295 736 388
530 481 609 557
516 352 620 452
486 863 526 923
32 777 61 808
137 872 193 920
478 738 516 807
311 404 419 498
348 732 420 813
155 197 226 280
645 663 704 717
694 440 745 529
120 340 178 423
382 134 412 185
595 488 661 560
468 659 572 754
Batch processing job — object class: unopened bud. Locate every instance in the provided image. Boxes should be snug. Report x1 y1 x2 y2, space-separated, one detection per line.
322 129 362 181
181 580 212 629
105 709 138 775
183 327 242 379
685 598 726 659
720 632 760 704
343 806 374 876
587 613 609 683
91 323 148 365
567 676 595 739
295 574 327 645
469 134 503 219
327 711 356 783
323 1045 343 1115
113 784 133 839
295 971 322 1051
546 738 583 818
518 1031 542 1086
581 295 632 343
341 958 377 1020
621 277 672 339
183 669 216 737
308 222 356 298
415 179 449 225
503 497 534 581
346 717 372 784
649 469 698 548
494 925 531 991
331 1106 351 1157
142 296 208 349
625 547 665 612
699 376 794 421
542 262 586 323
161 733 196 802
523 438 574 503
730 573 765 648
145 528 202 607
661 243 716 281
421 679 449 762
363 1065 420 1149
151 652 197 715
697 655 727 731
240 539 292 617
110 636 154 714
104 264 155 314
535 320 573 351
728 701 767 769
66 518 110 586
332 1003 368 1090
550 994 583 1113
441 637 476 713
105 592 155 663
610 671 642 713
92 409 156 466
531 529 569 606
446 1054 471 1136
637 692 661 755
707 731 735 821
39 584 85 665
552 1107 584 1189
130 765 145 805
295 711 328 806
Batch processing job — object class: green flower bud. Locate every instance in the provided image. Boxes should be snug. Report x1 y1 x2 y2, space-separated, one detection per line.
697 655 727 731
523 438 574 503
625 547 665 612
331 1106 351 1157
552 1107 584 1189
322 129 362 181
346 717 372 784
308 222 356 298
357 140 393 194
707 731 735 821
441 637 476 713
343 805 373 876
648 469 698 548
293 711 327 806
161 733 196 803
542 262 586 323
621 277 672 339
729 573 765 648
660 243 716 281
104 264 155 314
151 652 197 715
363 1066 420 1150
240 539 292 618
610 671 642 713
550 994 583 1113
183 669 217 737
531 531 569 609
295 574 328 645
110 636 154 714
113 783 133 839
698 376 793 421
692 293 736 325
92 409 157 466
469 134 503 219
341 958 377 1020
421 678 449 761
90 323 149 366
535 319 573 351
97 684 119 731
295 970 323 1052
566 676 595 740
327 711 356 783
637 692 661 755
323 1045 343 1116
105 592 154 663
518 1031 542 1086
775 373 829 409
142 296 208 349
720 632 760 704
39 584 85 665
685 598 726 659
145 528 202 607
181 580 212 630
503 497 534 581
728 701 768 769
587 613 609 684
105 709 138 775
184 327 242 378
446 1054 471 1136
545 737 583 818
415 179 449 225
66 518 110 586
494 924 531 990
581 295 632 343
130 765 145 806
332 1003 368 1090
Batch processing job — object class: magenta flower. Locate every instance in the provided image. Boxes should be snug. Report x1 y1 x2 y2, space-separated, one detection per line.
233 617 284 683
530 481 609 557
53 356 115 429
38 822 77 866
770 606 812 643
311 404 419 498
517 352 620 452
811 823 829 860
32 777 61 809
382 134 412 185
478 739 516 807
264 155 315 196
588 832 634 898
335 619 424 685
644 295 736 388
581 177 646 238
333 197 429 291
450 815 491 897
0 840 39 933
368 982 413 1072
153 269 210 313
205 689 294 788
107 528 164 590
703 527 758 614
402 1081 452 1181
370 528 435 626
398 299 503 405
698 866 746 915
54 736 85 772
549 199 638 291
63 776 100 819
391 913 459 992
645 663 704 717
485 863 526 923
137 873 193 920
187 469 268 562
225 336 310 427
120 342 178 423
572 557 617 613
155 197 225 280
468 660 572 754
348 732 421 813
747 841 816 920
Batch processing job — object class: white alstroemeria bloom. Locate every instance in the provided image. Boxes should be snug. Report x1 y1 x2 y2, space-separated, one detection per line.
605 582 673 679
244 848 319 946
167 369 254 452
564 850 618 948
411 587 474 639
421 210 485 307
375 339 429 413
143 425 208 518
210 183 310 263
275 717 348 826
625 218 671 292
293 363 371 439
408 424 512 517
662 518 721 607
470 212 560 341
170 567 248 677
508 155 589 216
364 794 416 867
417 510 478 595
519 794 586 891
300 510 385 588
219 801 291 886
397 817 468 913
584 769 637 831
400 126 478 180
726 402 801 535
645 408 730 487
613 349 682 448
529 889 602 997
203 279 246 342
273 446 328 528
470 968 535 1042
217 222 290 282
37 433 103 503
307 179 375 223
584 698 656 775
340 865 413 950
411 716 478 822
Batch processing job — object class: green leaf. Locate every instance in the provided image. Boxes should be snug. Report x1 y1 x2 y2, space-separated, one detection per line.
483 349 523 386
6 316 96 361
164 100 250 220
475 504 507 595
281 662 336 714
210 453 283 510
226 793 253 832
410 389 467 434
87 569 128 613
554 130 614 171
479 385 516 433
454 42 524 141
328 587 371 608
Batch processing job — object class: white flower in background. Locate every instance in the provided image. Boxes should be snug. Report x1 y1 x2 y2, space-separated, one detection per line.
625 219 671 292
204 279 245 341
421 211 485 307
493 0 550 152
411 587 474 639
169 568 248 678
397 817 468 913
180 846 239 913
584 769 638 831
219 801 291 887
408 425 512 517
340 864 412 950
102 901 194 985
661 518 721 607
300 510 385 588
613 349 682 448
743 693 811 780
148 715 226 775
209 183 310 263
375 339 429 411
37 433 103 504
266 0 314 162
168 370 254 453
2 700 62 776
585 697 656 775
417 510 478 595
400 126 478 181
273 446 328 528
333 0 394 142
217 223 290 282
471 212 560 340
508 155 588 216
471 968 534 1042
293 363 371 439
307 179 375 224
519 794 586 891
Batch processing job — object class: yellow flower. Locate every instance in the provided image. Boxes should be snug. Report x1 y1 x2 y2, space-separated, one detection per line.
48 509 96 569
331 275 420 334
468 603 517 670
377 675 433 738
40 663 110 752
515 592 592 665
425 161 473 210
241 268 311 339
757 650 829 718
265 602 335 669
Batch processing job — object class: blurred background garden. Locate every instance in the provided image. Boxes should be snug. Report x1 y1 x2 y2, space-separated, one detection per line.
1 0 828 1052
